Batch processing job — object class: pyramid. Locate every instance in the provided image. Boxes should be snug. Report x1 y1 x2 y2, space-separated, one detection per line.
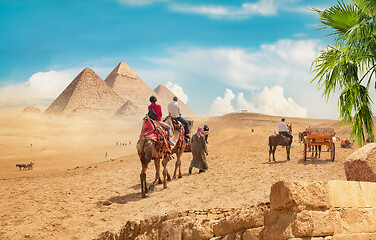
104 62 159 117
44 68 125 116
154 84 196 117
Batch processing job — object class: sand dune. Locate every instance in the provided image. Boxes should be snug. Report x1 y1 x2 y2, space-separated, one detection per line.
0 111 357 239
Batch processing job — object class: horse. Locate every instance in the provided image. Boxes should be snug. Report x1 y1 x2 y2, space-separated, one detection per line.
268 124 292 162
137 119 171 198
163 116 194 179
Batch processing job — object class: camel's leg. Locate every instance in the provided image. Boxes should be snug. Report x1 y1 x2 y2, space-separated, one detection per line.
140 170 147 198
173 149 184 179
161 156 169 189
149 158 160 192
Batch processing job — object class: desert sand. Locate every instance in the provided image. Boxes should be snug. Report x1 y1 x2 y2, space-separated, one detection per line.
0 111 357 239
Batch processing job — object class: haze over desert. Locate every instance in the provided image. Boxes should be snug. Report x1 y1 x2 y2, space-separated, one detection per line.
0 109 360 239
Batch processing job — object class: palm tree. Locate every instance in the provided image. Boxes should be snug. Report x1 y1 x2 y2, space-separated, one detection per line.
312 0 376 146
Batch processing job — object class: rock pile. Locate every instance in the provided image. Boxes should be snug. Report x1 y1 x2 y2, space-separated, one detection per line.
97 180 376 240
344 143 376 182
97 204 269 240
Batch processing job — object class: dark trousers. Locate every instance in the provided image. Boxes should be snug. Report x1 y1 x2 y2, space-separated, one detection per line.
176 116 190 135
279 131 293 146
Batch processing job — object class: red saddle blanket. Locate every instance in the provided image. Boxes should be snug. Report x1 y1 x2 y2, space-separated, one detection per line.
139 118 171 154
139 118 157 141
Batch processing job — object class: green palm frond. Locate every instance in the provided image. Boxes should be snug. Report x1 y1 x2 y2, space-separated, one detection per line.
312 0 376 146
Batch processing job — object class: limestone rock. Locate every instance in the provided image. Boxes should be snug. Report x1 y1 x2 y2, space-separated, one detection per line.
344 143 376 182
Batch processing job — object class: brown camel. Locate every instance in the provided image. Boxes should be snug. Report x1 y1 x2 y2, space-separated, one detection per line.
163 116 194 179
268 124 292 162
137 118 171 198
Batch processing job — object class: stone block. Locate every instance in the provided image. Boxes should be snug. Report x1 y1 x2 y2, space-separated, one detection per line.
332 208 376 234
213 219 233 237
270 181 329 211
344 143 376 182
332 233 376 240
242 227 263 240
292 210 335 237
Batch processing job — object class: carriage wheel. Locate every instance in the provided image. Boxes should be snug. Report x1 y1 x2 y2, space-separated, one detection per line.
303 143 307 161
331 142 335 161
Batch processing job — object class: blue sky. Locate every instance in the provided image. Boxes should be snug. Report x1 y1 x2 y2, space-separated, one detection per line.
0 0 351 119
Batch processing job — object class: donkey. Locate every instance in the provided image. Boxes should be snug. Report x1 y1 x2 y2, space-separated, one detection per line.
163 116 193 179
268 124 292 162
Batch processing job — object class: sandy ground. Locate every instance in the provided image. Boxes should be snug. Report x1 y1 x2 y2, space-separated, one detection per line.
0 111 358 239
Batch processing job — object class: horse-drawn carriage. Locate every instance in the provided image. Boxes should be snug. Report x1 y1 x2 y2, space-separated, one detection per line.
303 127 335 161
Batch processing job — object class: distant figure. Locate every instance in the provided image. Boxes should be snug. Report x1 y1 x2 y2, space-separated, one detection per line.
116 142 118 145
251 129 254 133
189 126 208 174
167 96 190 139
278 118 293 148
30 144 33 147
105 152 108 157
129 141 131 145
203 124 209 144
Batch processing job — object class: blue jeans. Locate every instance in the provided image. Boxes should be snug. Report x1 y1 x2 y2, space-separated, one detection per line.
176 116 189 135
279 131 293 146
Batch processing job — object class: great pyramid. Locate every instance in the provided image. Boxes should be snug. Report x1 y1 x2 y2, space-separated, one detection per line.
154 84 196 117
44 67 125 116
104 62 156 117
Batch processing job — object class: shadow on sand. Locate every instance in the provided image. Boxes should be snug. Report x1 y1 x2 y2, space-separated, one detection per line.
298 158 334 165
263 160 290 164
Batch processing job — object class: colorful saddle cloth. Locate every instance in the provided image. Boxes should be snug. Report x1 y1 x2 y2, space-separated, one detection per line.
139 118 171 154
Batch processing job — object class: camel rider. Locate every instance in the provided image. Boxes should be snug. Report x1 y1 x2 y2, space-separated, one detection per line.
148 95 174 145
167 96 190 139
278 118 293 148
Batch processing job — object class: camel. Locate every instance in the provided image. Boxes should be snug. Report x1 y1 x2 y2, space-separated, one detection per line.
268 124 292 162
163 116 194 179
137 120 170 198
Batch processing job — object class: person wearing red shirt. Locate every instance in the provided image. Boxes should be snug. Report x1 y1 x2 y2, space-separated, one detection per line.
148 95 172 140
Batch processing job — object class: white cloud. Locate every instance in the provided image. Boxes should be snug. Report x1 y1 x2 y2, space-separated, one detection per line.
140 39 341 119
170 0 302 19
166 81 188 104
209 86 307 117
0 70 77 109
236 86 308 117
116 0 167 6
209 88 235 116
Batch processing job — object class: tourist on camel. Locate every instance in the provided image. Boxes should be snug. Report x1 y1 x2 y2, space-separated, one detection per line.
148 95 174 145
278 118 293 148
167 96 190 139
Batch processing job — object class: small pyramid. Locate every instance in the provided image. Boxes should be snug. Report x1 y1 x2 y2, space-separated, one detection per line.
105 62 157 116
45 67 125 116
154 84 196 117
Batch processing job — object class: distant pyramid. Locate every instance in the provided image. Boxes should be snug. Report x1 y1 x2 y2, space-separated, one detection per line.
104 62 160 117
44 67 125 116
114 100 144 118
154 84 196 117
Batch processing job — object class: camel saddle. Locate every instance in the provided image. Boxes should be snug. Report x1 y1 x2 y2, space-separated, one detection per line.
171 117 184 131
139 118 172 154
